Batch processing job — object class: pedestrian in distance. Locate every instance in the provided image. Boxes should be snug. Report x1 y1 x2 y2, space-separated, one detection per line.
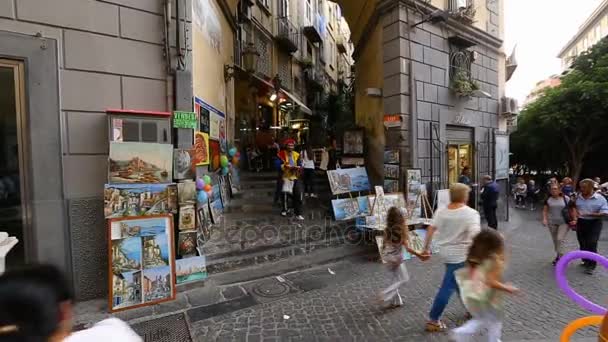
574 178 608 275
527 180 540 211
422 183 481 332
451 229 520 342
542 185 575 265
513 178 527 209
301 144 317 199
376 207 424 309
561 177 574 198
458 167 472 186
481 175 500 229
277 139 304 220
0 264 142 342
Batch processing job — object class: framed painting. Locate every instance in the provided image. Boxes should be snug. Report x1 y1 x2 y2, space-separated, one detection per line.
327 167 371 195
108 215 176 312
178 231 197 258
331 196 371 221
197 205 211 243
342 129 364 156
219 176 230 206
406 168 422 196
177 181 197 205
209 139 221 171
176 255 208 285
174 148 194 180
109 142 173 184
193 132 210 166
384 149 399 164
209 199 223 224
383 164 400 179
178 204 196 231
383 179 399 194
340 157 365 167
104 184 177 219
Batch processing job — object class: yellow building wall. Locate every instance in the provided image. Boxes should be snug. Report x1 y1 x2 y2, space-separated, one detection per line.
192 0 236 141
354 24 384 184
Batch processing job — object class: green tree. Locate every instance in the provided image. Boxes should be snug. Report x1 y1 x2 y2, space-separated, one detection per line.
511 37 608 182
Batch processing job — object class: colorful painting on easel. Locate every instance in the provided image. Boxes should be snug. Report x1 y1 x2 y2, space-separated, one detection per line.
104 184 178 219
109 142 173 183
327 167 370 195
331 196 370 221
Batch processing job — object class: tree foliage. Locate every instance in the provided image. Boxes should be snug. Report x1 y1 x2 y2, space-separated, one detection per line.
511 37 608 181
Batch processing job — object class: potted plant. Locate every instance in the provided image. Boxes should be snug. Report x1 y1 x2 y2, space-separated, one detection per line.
300 58 314 70
450 69 479 98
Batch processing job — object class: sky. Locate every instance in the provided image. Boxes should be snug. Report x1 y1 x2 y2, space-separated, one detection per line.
504 0 603 103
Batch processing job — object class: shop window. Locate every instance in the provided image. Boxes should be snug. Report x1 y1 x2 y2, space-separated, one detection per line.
122 120 140 141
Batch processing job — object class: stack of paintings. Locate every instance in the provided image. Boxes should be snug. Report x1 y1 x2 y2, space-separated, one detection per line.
383 149 400 193
108 215 175 312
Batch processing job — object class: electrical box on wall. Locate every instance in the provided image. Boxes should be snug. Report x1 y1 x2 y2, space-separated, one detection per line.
106 109 172 144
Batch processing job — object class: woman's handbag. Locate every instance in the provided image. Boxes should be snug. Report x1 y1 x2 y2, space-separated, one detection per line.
282 179 295 194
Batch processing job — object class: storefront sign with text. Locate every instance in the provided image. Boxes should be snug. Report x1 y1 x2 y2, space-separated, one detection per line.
384 115 401 128
173 111 197 129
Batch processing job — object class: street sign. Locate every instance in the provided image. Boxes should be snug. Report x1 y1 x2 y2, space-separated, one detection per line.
173 111 197 129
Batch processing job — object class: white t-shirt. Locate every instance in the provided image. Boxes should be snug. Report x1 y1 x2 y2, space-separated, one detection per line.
431 206 481 264
65 318 142 342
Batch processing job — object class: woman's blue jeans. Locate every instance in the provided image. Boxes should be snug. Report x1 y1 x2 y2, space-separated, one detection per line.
429 262 466 321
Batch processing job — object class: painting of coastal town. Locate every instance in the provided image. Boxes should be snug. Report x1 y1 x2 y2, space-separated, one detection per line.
109 142 173 184
176 256 208 284
142 266 173 303
331 196 371 221
108 215 175 312
327 167 370 195
104 184 177 218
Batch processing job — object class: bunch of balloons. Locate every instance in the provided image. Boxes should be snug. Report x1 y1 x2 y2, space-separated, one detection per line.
555 250 607 341
196 175 213 203
218 146 241 176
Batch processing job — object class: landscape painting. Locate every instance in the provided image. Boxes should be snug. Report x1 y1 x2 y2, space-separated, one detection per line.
178 231 198 258
384 149 399 164
110 216 171 240
112 271 142 310
384 164 400 179
142 234 170 268
384 179 399 193
327 167 370 195
176 256 208 285
331 196 371 221
343 129 364 155
177 181 197 205
111 237 142 274
142 266 173 303
174 148 194 180
104 184 178 218
109 142 173 183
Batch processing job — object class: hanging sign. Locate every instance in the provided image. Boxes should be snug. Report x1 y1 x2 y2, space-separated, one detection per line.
173 111 197 129
384 114 401 128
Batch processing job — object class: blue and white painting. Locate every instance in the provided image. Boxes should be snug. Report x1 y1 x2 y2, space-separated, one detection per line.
142 234 170 269
331 196 370 221
327 167 370 195
111 237 142 274
111 216 170 240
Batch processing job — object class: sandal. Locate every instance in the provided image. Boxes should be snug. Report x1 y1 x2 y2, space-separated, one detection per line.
426 320 447 332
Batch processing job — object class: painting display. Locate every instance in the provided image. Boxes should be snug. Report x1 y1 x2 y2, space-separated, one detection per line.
331 196 371 221
176 256 208 285
109 142 173 183
384 149 399 164
193 132 210 166
384 179 399 194
219 176 230 206
108 215 175 312
104 184 178 219
340 157 365 166
177 181 196 205
174 148 195 180
210 200 223 224
366 193 406 230
384 164 400 179
178 231 197 258
327 167 370 195
179 204 196 231
406 169 423 219
197 206 211 243
209 139 221 171
343 129 364 155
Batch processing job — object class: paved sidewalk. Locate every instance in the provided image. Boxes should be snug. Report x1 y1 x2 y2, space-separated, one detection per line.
75 208 607 341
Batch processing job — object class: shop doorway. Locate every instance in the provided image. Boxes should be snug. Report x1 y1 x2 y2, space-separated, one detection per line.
447 144 473 185
0 59 29 267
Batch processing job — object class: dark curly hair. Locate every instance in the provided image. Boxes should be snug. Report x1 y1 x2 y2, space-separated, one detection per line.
467 229 504 267
385 207 407 245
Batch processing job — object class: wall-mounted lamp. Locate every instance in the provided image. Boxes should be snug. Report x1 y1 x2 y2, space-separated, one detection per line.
224 43 260 82
269 92 278 101
224 65 236 82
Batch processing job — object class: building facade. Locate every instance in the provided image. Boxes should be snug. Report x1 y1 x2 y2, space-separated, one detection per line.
232 0 353 151
0 0 245 300
558 0 608 70
523 75 562 107
336 0 511 215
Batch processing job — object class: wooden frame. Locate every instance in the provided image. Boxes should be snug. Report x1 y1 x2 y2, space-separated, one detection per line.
107 215 176 312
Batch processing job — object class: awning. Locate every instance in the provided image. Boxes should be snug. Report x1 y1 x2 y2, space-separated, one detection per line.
280 89 313 116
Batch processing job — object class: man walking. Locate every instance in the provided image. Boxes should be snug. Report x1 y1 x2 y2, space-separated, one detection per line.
574 178 608 275
481 175 499 229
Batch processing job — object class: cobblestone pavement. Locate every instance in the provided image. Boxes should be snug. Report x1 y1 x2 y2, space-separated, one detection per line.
188 209 607 342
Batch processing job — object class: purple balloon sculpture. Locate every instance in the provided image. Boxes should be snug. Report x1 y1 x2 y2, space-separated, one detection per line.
555 250 608 315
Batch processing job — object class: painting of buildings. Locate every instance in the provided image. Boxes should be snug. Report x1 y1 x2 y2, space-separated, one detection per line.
109 142 173 183
331 196 371 221
111 237 142 274
143 234 169 268
104 184 178 218
327 167 370 195
176 256 208 284
142 266 172 303
112 271 142 310
110 216 171 240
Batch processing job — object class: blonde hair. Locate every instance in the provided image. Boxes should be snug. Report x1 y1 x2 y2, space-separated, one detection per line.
450 183 470 203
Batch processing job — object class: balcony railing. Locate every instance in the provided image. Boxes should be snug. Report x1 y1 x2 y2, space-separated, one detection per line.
447 0 475 23
276 16 298 54
304 65 325 91
303 13 323 43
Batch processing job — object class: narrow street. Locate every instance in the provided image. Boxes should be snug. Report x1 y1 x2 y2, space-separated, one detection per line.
85 208 606 342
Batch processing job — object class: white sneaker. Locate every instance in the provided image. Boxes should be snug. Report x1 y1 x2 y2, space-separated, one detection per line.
281 211 287 217
296 215 304 221
310 193 318 198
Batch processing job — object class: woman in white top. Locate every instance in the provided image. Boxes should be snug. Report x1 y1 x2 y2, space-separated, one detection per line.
514 178 527 209
301 145 317 198
542 185 574 265
0 264 142 342
422 183 481 332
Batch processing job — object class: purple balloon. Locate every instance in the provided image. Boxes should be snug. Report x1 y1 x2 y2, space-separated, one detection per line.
196 178 205 190
555 250 608 315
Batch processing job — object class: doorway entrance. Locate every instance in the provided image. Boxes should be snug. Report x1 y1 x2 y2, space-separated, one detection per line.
0 59 29 268
447 143 473 185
